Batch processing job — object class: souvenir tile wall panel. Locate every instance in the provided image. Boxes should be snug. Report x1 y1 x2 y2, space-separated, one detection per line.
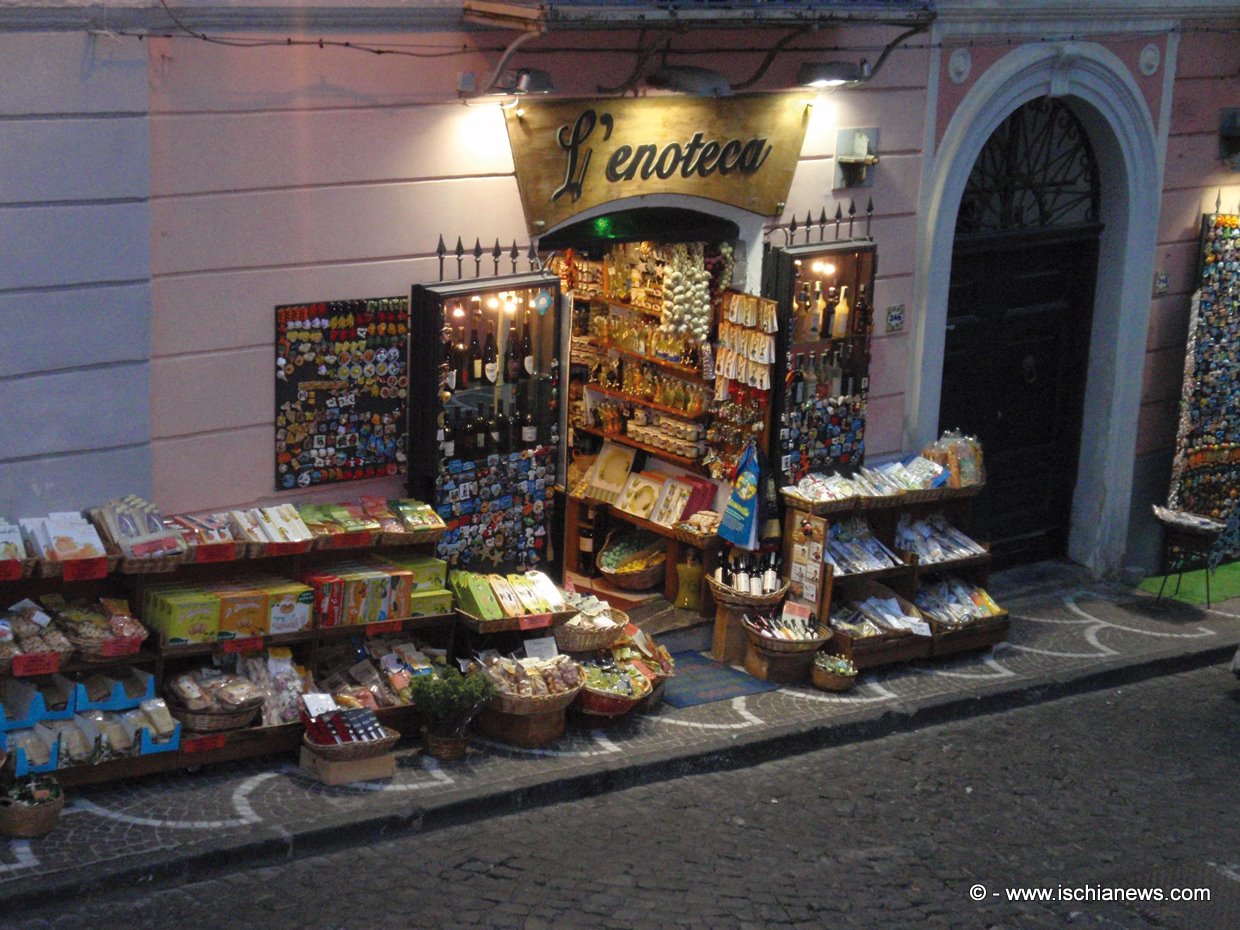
274 298 409 490
1169 213 1240 519
434 446 556 571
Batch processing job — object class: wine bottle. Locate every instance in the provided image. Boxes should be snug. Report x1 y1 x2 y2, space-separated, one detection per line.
459 408 475 458
455 326 470 388
443 335 457 392
822 286 837 339
508 402 523 452
487 405 501 450
469 322 483 383
521 310 535 379
473 404 488 455
505 319 521 383
484 322 499 384
440 411 456 459
786 353 806 406
747 555 763 596
805 350 819 400
809 281 823 337
853 283 869 336
732 556 749 594
521 404 538 449
832 285 851 339
762 552 779 594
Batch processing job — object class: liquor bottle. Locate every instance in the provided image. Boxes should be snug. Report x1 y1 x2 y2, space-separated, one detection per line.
483 322 499 384
828 346 844 398
473 404 488 455
746 554 763 597
579 506 597 576
487 405 501 450
454 326 470 388
822 286 837 339
440 411 456 460
804 350 819 400
809 281 823 338
521 310 535 379
786 353 806 406
459 408 475 458
505 319 522 383
814 281 828 336
831 285 851 339
521 404 538 449
853 283 869 336
469 322 483 383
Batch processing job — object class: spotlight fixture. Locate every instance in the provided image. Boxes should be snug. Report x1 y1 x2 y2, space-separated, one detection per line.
645 65 733 98
798 61 864 89
490 67 555 96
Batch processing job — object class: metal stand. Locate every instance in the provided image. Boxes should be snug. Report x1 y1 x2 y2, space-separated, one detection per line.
1154 520 1221 608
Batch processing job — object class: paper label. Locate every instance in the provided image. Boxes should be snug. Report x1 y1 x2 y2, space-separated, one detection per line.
911 620 932 638
301 693 338 718
102 636 143 657
523 635 559 660
220 636 264 654
630 659 656 681
194 543 238 564
63 556 108 581
13 652 61 676
182 734 228 753
518 612 553 631
365 620 403 636
801 582 818 604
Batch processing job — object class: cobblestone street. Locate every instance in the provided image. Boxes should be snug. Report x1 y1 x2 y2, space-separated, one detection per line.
9 660 1240 930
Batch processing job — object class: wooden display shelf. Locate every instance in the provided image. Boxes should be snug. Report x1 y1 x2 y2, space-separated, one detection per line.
317 613 457 640
602 297 663 321
600 342 707 384
910 551 991 579
606 505 717 549
927 610 1010 658
455 609 577 635
574 425 705 473
584 383 709 421
159 630 318 659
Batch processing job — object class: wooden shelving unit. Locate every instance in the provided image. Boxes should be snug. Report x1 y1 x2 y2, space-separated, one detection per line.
583 383 709 421
574 424 705 472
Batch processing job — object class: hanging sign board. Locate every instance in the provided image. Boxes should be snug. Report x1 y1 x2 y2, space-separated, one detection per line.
505 93 811 233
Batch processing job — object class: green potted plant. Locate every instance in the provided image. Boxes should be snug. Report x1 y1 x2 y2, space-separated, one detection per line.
408 668 495 760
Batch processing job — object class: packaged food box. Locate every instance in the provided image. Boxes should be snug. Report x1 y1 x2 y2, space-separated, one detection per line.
372 553 447 592
260 580 314 634
146 586 220 645
407 589 453 618
302 569 345 628
206 582 269 639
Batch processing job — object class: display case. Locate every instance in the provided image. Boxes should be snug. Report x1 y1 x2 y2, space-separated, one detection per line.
762 241 877 488
409 273 566 571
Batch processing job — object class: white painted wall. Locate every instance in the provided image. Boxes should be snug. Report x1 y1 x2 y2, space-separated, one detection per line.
0 32 152 517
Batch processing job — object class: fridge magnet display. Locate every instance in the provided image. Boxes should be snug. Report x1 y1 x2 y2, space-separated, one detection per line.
274 298 409 490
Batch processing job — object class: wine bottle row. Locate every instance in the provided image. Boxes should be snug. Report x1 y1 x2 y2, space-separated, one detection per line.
713 551 783 596
794 281 870 342
437 401 545 460
785 341 868 406
443 308 538 392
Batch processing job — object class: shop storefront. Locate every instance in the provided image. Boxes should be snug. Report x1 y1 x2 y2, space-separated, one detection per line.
1 1 1238 793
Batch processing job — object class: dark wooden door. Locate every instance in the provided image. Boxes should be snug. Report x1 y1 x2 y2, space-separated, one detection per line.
939 228 1099 566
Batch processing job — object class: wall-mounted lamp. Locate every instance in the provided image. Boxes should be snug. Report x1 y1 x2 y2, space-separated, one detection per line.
798 61 865 89
646 65 733 97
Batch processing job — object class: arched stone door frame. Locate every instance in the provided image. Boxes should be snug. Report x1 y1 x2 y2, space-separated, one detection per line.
907 42 1163 576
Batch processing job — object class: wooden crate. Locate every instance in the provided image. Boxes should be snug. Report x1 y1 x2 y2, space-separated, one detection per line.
477 706 566 748
298 747 396 785
929 611 1010 657
711 603 749 664
743 642 816 683
831 629 931 669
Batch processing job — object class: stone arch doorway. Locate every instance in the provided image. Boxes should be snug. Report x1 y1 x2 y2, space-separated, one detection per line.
908 42 1161 576
941 97 1102 566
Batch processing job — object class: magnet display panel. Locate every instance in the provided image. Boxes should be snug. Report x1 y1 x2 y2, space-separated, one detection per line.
274 297 409 490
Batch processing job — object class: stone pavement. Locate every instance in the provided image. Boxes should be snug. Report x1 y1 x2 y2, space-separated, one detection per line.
2 561 1238 914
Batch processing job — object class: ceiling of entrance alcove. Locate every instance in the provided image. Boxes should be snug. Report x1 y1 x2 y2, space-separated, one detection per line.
538 207 740 255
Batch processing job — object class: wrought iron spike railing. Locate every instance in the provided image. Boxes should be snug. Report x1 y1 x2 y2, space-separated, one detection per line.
764 197 875 247
435 234 543 281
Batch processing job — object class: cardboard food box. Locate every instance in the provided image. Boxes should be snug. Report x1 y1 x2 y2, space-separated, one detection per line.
298 745 395 785
148 587 220 645
407 589 453 618
208 582 270 639
372 553 447 592
303 569 345 628
261 580 314 634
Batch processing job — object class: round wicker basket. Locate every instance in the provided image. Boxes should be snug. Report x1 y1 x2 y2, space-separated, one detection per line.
0 794 65 838
423 731 469 761
707 576 789 607
168 701 261 733
553 609 629 653
576 685 645 717
743 622 830 654
488 681 584 717
811 665 857 692
597 530 667 592
303 726 401 762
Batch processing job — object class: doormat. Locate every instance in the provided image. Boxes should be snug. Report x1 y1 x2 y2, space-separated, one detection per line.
1137 560 1240 606
662 651 780 709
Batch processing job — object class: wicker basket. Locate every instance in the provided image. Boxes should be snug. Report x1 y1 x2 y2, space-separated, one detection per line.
0 794 65 839
854 492 906 510
811 665 858 692
64 632 146 663
597 530 667 592
742 621 830 654
380 525 446 547
423 731 469 760
553 609 629 652
168 701 261 733
116 550 187 575
576 685 645 717
303 726 400 762
37 553 120 579
489 681 583 716
779 490 857 516
938 481 985 500
707 576 789 608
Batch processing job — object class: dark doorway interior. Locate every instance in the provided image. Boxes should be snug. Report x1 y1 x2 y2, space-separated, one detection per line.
942 97 1102 567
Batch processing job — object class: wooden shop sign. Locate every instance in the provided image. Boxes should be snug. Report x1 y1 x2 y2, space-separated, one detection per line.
505 93 810 232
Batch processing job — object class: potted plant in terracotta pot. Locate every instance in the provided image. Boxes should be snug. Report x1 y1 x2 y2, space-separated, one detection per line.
409 668 494 760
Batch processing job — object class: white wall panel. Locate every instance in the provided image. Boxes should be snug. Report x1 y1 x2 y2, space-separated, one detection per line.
0 33 147 116
0 446 151 518
0 283 150 377
0 117 149 204
0 201 150 290
152 347 272 438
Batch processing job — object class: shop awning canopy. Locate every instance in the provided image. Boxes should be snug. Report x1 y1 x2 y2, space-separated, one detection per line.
538 206 741 255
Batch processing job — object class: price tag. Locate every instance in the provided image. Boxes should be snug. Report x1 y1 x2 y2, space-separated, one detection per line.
328 531 374 549
62 556 108 581
194 543 238 564
517 613 552 631
220 636 264 654
0 560 21 581
523 635 559 660
13 652 61 676
365 620 402 636
264 541 307 557
182 734 228 754
102 636 143 657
